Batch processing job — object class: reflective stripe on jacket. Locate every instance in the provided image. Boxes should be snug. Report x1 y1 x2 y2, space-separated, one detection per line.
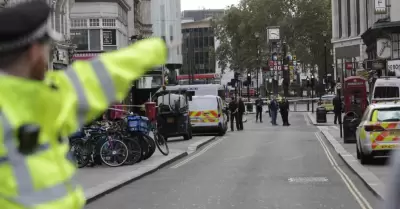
0 38 167 209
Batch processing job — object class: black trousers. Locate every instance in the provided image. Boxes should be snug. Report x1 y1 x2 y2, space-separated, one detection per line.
334 112 341 124
281 110 289 124
230 113 237 131
256 107 263 122
237 113 243 130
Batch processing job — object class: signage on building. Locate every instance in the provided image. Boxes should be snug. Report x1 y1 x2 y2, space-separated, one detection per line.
387 60 400 76
103 29 116 46
345 62 353 70
374 0 386 14
372 60 385 70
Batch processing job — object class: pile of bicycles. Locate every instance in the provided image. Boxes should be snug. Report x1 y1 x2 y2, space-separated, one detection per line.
69 113 169 168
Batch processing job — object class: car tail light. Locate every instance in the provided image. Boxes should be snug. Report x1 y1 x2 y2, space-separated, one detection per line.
364 125 385 132
372 101 377 104
218 113 221 117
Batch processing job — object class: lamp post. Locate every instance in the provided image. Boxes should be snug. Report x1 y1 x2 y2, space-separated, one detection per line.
322 31 328 90
247 72 251 102
255 32 260 96
311 75 315 113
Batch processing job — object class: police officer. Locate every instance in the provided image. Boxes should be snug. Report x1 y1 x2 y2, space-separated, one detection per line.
229 97 238 131
0 1 167 208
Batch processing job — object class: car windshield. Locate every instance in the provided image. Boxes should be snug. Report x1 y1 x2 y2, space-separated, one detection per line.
376 108 400 122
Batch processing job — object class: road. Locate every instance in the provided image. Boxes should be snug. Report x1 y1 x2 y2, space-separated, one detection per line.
86 112 381 209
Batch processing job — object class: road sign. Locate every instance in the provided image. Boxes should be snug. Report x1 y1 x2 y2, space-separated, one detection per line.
336 83 342 89
277 65 281 70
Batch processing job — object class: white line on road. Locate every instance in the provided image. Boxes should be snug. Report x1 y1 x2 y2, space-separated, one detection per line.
304 113 311 126
315 132 372 209
171 137 226 169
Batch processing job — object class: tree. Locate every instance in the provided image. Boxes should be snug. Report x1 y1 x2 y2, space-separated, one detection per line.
214 0 332 83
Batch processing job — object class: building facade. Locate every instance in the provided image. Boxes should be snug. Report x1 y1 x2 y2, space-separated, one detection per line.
361 0 400 78
181 18 216 81
332 0 400 86
69 0 130 60
5 0 75 69
182 9 225 22
151 0 182 75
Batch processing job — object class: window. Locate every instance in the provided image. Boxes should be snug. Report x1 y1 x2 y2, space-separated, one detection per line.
373 86 400 98
89 29 101 50
70 29 88 50
356 0 360 35
169 25 173 41
375 108 400 122
392 34 400 59
71 19 87 28
89 19 100 27
338 0 342 36
102 19 116 27
347 0 351 37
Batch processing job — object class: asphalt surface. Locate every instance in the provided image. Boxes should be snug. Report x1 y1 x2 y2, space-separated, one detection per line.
86 112 381 209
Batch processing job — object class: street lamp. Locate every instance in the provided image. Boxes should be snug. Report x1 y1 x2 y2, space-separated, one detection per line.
311 75 315 113
255 32 260 97
322 31 328 90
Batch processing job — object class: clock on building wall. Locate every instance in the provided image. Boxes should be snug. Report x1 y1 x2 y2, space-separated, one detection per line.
268 28 280 40
376 38 391 59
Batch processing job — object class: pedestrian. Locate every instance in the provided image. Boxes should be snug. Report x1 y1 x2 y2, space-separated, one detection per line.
269 96 279 125
229 97 238 131
279 97 290 126
255 95 263 122
237 97 246 130
333 94 342 124
0 1 167 208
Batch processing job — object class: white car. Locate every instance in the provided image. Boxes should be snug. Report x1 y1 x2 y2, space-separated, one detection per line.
356 102 400 164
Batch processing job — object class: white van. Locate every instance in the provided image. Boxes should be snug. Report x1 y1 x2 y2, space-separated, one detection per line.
372 77 400 103
189 95 228 135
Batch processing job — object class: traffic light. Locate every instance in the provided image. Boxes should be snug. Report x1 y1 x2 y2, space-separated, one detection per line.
247 73 251 83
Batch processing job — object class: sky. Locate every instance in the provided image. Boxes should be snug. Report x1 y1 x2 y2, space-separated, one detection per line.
181 0 239 11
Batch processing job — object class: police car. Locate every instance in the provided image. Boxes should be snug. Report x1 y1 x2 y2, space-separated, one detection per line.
356 101 400 164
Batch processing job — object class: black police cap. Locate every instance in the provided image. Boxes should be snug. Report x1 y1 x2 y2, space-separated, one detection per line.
0 0 62 52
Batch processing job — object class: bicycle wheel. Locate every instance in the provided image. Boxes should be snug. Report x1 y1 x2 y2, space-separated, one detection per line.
99 137 129 167
123 137 142 165
154 130 169 156
141 133 156 160
70 139 90 168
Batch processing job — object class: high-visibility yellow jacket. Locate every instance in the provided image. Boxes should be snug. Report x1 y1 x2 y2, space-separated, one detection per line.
0 38 167 209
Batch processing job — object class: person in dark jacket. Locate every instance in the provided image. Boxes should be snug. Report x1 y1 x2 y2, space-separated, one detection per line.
229 97 238 131
279 97 290 126
255 95 264 122
237 97 246 130
333 95 342 124
269 96 279 125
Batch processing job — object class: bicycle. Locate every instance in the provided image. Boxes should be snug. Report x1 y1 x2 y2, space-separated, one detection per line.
148 118 169 156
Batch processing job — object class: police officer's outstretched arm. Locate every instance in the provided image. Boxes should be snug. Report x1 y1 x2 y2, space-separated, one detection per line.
46 38 167 134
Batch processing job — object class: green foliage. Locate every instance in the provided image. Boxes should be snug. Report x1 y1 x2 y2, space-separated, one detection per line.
213 0 332 75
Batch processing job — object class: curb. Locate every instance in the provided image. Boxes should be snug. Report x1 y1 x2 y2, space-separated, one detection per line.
86 136 217 203
193 136 217 150
306 112 335 126
320 130 385 200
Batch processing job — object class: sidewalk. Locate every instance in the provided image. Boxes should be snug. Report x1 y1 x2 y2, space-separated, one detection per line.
78 135 216 202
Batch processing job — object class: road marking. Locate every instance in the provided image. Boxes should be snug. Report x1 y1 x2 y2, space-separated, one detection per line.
288 177 328 183
304 113 311 126
315 132 372 209
171 137 226 169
